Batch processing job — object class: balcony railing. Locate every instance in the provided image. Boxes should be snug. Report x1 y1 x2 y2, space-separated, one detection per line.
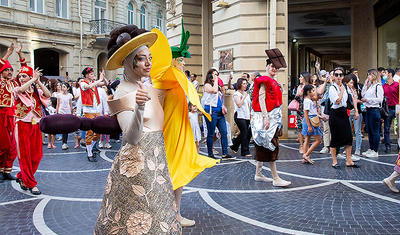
89 19 127 35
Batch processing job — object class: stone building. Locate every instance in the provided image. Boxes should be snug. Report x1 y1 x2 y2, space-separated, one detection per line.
166 0 399 137
0 0 166 80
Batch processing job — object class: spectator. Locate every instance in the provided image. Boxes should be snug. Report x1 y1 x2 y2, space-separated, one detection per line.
378 67 387 85
393 68 400 82
56 82 73 150
301 84 322 164
346 74 363 156
228 72 254 90
203 68 233 159
230 78 252 157
190 73 199 92
188 103 201 153
98 85 112 149
295 72 312 154
185 70 190 80
382 68 398 153
350 67 359 82
329 67 359 168
361 69 384 158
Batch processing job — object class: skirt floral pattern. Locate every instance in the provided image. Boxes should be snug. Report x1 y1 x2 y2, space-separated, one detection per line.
95 131 181 235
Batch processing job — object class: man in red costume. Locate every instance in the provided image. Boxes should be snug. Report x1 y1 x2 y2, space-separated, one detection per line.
0 42 26 182
79 67 106 162
14 63 51 195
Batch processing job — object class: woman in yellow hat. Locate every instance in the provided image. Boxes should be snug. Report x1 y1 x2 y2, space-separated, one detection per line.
95 25 181 234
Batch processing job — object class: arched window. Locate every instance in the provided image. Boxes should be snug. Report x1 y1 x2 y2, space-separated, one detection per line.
156 10 163 30
128 2 134 24
140 6 146 29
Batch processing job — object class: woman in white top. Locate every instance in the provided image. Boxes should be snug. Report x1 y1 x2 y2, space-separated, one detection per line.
188 103 201 153
328 67 359 168
230 78 252 157
301 84 322 164
56 82 73 150
361 69 384 158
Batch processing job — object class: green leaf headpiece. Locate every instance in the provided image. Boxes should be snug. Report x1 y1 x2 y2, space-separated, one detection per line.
171 19 191 58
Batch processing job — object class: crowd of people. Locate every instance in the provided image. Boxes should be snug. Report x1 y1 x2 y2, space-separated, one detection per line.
1 22 400 233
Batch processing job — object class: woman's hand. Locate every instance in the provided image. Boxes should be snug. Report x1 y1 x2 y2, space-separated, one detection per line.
136 82 150 106
355 113 359 120
308 126 313 133
361 98 367 102
263 117 270 130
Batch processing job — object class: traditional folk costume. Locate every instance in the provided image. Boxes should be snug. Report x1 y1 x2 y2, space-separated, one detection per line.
14 65 48 193
0 58 24 180
79 67 101 162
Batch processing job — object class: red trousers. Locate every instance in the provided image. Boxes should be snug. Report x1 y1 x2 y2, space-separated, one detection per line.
0 110 17 173
15 121 43 188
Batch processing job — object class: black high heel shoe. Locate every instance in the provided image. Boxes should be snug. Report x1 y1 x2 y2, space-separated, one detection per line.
16 178 28 191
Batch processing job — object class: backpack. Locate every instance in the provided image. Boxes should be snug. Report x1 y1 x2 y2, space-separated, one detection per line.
376 84 389 117
323 84 353 115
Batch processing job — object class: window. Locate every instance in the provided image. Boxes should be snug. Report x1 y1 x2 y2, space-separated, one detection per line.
140 6 146 29
156 10 163 30
30 0 43 13
56 0 68 18
378 15 400 68
0 0 8 7
94 0 106 33
128 2 134 24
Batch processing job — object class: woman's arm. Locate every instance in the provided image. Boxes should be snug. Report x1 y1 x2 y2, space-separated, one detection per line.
117 105 145 145
233 93 247 108
259 84 270 130
56 97 60 114
317 82 327 95
204 83 218 94
304 110 312 132
69 98 73 114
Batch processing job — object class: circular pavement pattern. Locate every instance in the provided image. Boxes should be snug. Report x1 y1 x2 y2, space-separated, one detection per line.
1 137 400 234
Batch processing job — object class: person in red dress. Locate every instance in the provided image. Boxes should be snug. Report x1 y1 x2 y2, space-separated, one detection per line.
14 64 51 195
0 42 26 182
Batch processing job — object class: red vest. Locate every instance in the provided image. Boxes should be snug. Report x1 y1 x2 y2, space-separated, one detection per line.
15 90 42 119
80 80 100 107
252 76 282 112
0 78 16 108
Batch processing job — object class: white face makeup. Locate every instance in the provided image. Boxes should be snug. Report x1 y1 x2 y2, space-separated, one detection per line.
133 48 152 78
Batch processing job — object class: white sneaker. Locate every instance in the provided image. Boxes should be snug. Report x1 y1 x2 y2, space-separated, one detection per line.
337 153 345 159
104 143 112 149
98 141 103 148
354 150 361 156
342 150 346 154
362 149 372 156
383 178 399 193
57 137 62 141
254 175 273 182
351 155 360 162
319 147 329 154
273 178 291 187
366 150 378 158
181 217 195 227
62 143 68 150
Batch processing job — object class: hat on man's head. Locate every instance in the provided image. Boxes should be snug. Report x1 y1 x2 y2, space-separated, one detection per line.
0 60 13 73
265 48 287 69
320 70 327 76
18 65 34 77
82 67 94 76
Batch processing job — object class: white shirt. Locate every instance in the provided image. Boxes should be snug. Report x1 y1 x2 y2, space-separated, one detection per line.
98 87 109 115
303 98 318 116
329 83 350 109
232 91 250 120
192 80 199 92
79 81 101 114
393 74 400 83
361 83 384 108
57 93 73 114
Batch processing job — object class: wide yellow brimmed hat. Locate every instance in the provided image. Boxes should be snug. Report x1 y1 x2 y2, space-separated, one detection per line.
106 32 158 70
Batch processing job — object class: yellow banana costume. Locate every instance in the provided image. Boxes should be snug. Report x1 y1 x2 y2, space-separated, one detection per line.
150 28 218 190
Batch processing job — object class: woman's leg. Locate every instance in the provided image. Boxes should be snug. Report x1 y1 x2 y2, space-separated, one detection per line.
354 113 363 152
303 135 310 155
206 113 218 157
216 114 228 156
371 109 381 152
269 161 291 187
230 113 241 152
62 133 68 145
366 110 374 150
305 135 321 157
345 145 354 165
330 147 338 166
174 187 195 226
298 132 304 153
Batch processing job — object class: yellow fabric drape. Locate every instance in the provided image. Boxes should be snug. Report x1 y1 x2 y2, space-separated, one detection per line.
150 29 218 190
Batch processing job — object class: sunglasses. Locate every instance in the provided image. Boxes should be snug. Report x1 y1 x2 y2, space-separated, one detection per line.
334 73 344 77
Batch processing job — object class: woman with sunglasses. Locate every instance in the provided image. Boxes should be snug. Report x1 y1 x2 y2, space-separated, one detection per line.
328 67 359 168
361 69 384 158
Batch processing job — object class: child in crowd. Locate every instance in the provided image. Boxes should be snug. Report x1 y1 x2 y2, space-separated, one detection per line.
47 97 57 149
189 102 201 153
56 82 73 150
301 84 322 164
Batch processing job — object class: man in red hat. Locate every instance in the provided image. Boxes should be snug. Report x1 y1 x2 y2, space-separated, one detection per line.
14 62 51 195
0 42 26 182
79 67 106 162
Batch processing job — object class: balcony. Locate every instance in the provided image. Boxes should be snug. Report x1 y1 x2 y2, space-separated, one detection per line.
89 19 126 35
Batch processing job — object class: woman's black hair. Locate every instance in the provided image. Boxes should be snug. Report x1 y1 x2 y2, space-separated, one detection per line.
205 68 218 86
303 84 314 99
236 78 247 90
300 71 311 85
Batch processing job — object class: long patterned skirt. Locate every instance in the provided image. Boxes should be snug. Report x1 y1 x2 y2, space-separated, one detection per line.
95 131 181 235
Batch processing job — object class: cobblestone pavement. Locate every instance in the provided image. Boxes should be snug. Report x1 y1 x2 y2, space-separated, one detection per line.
1 136 400 234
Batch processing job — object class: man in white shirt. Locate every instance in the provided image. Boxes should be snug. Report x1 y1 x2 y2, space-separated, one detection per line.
190 73 199 92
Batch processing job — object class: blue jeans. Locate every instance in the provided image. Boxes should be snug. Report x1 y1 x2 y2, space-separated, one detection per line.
205 111 228 156
366 108 381 152
349 113 363 151
384 108 396 148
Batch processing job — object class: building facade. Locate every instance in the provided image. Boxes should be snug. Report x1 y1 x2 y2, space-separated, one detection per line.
0 0 166 80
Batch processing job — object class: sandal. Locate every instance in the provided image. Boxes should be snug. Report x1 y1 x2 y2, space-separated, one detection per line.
74 144 80 149
29 186 41 195
302 155 314 165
